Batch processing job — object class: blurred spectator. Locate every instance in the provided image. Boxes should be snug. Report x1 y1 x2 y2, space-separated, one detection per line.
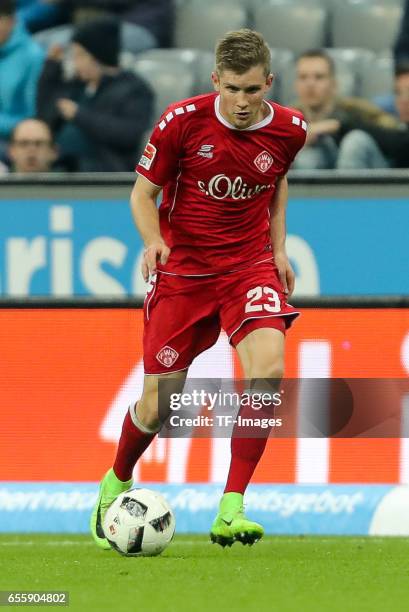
67 0 173 47
17 0 66 33
292 49 398 170
32 0 171 54
121 0 173 48
0 0 45 150
37 17 153 171
7 118 58 172
394 0 409 65
336 65 409 169
373 0 409 115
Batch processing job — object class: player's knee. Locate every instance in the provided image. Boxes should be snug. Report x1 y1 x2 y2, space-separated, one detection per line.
137 391 160 431
246 356 284 381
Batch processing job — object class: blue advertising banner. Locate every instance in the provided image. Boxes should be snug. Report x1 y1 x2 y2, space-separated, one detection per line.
287 198 408 296
1 483 408 536
0 197 407 296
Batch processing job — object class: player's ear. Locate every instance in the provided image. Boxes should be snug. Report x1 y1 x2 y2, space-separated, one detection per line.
212 71 220 92
266 73 274 90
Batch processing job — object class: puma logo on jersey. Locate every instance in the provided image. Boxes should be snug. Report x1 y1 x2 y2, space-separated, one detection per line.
156 346 179 368
254 150 274 173
197 144 214 159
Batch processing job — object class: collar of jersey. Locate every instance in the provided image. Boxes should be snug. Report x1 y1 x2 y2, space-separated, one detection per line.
214 95 274 131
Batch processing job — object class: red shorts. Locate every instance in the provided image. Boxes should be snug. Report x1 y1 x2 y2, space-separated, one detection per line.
143 260 300 374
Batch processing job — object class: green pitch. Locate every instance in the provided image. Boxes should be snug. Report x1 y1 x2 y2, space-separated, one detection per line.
1 534 408 612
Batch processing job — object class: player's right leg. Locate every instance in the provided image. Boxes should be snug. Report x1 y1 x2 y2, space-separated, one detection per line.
91 271 220 549
90 371 187 549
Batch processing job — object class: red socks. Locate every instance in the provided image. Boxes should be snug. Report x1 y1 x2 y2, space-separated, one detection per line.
224 392 276 494
112 396 273 491
112 405 157 482
224 436 268 494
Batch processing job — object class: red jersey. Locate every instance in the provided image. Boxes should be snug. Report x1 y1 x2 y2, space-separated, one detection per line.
136 92 306 276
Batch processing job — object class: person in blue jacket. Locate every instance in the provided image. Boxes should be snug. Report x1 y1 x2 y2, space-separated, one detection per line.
0 0 45 147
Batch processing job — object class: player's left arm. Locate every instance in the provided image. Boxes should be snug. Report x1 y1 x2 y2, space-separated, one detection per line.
269 175 295 297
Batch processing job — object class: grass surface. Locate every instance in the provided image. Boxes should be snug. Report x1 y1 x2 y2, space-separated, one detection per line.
0 534 409 612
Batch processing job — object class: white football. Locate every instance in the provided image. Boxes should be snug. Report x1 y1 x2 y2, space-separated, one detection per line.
103 488 175 557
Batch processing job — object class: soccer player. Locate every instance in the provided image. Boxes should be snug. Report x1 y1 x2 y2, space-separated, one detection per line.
91 29 306 548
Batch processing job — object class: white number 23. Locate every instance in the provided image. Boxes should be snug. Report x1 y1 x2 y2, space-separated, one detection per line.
245 286 281 314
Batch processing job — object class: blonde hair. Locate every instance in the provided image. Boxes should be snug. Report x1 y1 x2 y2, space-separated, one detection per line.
215 29 271 77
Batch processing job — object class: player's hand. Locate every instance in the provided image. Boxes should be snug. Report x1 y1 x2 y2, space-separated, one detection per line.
57 98 79 120
142 241 170 282
47 44 64 61
306 119 340 145
275 251 295 297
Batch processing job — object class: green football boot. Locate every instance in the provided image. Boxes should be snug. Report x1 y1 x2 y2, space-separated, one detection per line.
210 492 264 547
90 468 133 550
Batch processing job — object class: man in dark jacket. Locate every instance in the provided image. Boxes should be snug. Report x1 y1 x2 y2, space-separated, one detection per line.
37 17 153 171
336 64 409 169
291 49 399 169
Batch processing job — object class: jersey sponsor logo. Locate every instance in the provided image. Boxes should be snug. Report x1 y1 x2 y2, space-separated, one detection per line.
156 346 179 368
197 144 214 159
139 142 157 170
198 174 274 201
254 150 274 173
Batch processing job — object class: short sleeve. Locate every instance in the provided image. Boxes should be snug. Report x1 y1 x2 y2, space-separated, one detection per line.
282 112 308 175
136 112 182 187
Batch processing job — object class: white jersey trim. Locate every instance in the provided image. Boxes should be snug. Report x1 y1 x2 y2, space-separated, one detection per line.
145 278 157 322
168 169 182 223
214 96 274 131
228 311 300 344
135 171 162 189
157 257 274 278
144 366 189 376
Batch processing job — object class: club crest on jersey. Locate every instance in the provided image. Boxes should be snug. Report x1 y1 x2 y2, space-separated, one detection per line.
254 150 274 173
197 144 214 159
139 142 157 170
156 346 179 368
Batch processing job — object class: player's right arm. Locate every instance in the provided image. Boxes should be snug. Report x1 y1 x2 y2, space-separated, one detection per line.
130 175 170 282
132 104 183 281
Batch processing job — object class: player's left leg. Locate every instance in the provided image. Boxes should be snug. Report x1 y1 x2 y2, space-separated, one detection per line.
211 260 298 546
211 325 285 547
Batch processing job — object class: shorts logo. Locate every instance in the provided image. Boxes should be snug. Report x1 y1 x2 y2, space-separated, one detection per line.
254 150 274 173
156 346 179 368
139 142 157 170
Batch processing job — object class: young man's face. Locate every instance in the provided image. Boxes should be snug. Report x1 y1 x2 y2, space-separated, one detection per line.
0 15 14 45
9 120 57 173
395 72 409 124
295 56 336 111
212 65 273 129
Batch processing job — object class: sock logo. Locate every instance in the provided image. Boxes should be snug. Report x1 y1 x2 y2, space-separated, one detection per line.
156 346 179 368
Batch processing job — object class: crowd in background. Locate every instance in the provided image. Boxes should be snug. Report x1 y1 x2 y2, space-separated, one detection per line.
0 0 408 173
